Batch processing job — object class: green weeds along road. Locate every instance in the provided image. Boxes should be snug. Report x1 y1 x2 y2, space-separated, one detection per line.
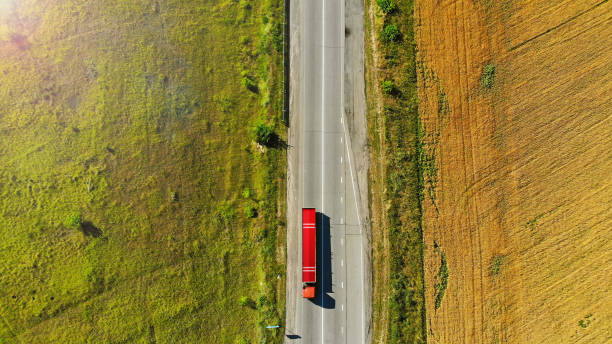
0 1 285 343
368 0 426 342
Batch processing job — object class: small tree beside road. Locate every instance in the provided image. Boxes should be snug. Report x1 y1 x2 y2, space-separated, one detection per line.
252 122 275 146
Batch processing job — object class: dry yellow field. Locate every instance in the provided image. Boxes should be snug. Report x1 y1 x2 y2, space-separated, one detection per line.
415 0 611 343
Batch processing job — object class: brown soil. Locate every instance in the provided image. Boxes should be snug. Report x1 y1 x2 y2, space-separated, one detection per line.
415 0 611 343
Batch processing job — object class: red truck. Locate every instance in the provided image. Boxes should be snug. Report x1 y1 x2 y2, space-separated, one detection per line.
302 208 316 298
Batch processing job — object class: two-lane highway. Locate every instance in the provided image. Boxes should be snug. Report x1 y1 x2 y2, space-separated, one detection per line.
285 0 369 342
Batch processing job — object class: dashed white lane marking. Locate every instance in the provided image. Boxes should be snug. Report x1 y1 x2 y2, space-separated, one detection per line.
340 196 343 203
341 281 344 288
341 327 344 335
341 259 344 267
341 177 343 183
340 156 343 163
341 238 344 246
341 304 344 311
340 137 343 143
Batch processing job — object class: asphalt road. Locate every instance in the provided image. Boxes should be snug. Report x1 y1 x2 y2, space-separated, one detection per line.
285 0 370 342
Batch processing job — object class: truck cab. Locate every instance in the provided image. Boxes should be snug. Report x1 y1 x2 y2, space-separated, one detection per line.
302 284 316 298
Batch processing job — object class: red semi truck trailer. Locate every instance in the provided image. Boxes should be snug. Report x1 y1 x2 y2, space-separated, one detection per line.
302 208 316 298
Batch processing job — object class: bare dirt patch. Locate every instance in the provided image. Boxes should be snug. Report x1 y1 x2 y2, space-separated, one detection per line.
416 0 611 342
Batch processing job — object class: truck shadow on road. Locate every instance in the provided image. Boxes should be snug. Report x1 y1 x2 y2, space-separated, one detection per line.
311 212 335 309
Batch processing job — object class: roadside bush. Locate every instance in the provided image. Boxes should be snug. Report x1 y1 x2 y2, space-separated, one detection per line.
381 80 394 94
382 24 400 42
257 294 267 309
481 63 496 89
239 296 256 309
252 122 275 146
242 76 256 92
377 0 397 14
241 71 258 93
388 170 405 195
271 22 283 53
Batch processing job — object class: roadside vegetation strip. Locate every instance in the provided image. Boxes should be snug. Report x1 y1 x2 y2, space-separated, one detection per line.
366 0 426 343
433 252 448 310
0 1 285 343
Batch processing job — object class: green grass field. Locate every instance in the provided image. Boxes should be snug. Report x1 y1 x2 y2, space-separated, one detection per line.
0 0 285 343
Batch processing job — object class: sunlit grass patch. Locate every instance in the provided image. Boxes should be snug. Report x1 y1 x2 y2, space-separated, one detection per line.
0 0 285 342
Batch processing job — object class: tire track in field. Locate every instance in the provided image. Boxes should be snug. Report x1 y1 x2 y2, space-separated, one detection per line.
510 0 609 51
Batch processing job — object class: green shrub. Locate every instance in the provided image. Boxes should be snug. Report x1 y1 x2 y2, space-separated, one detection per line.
271 22 283 53
239 296 256 310
242 188 251 198
241 70 258 92
169 191 178 202
242 76 256 91
64 213 82 228
257 294 267 308
214 202 235 230
434 253 448 309
578 314 593 328
387 170 405 195
481 63 496 89
244 204 257 218
491 255 505 275
252 122 274 146
239 0 251 10
391 323 400 341
382 24 400 42
437 91 449 114
377 0 397 14
381 80 394 94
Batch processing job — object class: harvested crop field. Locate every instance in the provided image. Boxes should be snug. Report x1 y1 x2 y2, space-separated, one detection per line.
0 0 286 343
415 0 611 343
